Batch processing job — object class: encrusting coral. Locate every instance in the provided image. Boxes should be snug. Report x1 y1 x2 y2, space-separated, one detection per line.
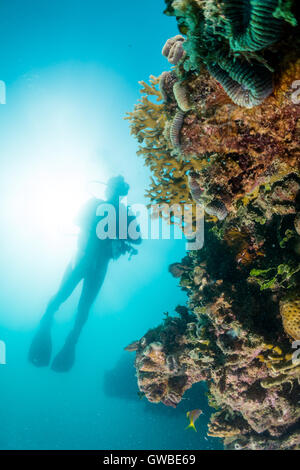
125 0 300 451
280 292 300 340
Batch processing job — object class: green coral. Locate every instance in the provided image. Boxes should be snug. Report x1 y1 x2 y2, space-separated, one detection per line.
249 264 300 290
274 0 297 26
222 0 283 52
279 229 296 248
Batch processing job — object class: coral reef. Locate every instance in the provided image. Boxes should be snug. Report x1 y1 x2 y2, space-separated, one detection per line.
163 0 296 108
126 4 299 214
130 219 300 449
125 0 300 451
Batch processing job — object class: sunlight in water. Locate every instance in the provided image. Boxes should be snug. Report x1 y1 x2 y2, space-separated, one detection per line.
2 68 111 247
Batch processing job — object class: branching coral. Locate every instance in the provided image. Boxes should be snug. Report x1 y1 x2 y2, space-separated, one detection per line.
125 75 187 205
125 75 210 208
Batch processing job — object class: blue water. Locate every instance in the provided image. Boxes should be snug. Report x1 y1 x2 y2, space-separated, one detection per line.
0 0 222 450
1 239 221 450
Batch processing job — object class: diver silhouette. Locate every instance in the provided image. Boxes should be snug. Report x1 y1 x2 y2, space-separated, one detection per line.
28 175 141 372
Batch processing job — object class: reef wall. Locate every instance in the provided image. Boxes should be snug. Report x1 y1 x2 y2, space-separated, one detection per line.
125 0 300 450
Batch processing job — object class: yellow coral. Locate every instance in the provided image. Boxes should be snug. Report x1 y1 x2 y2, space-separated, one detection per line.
280 292 300 340
125 75 208 221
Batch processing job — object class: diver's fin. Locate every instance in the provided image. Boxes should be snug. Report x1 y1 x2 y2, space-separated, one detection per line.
28 326 52 367
51 340 76 373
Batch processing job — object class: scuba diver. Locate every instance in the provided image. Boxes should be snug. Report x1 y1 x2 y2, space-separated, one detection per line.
29 175 141 372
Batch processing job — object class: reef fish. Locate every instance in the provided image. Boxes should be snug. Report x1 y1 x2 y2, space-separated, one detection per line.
185 409 203 432
124 340 140 352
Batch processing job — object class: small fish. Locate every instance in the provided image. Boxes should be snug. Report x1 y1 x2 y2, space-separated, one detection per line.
124 340 140 352
137 391 145 400
185 409 203 432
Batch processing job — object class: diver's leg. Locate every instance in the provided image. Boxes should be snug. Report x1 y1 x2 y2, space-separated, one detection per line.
28 262 83 367
69 262 108 343
43 262 83 325
51 260 108 372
